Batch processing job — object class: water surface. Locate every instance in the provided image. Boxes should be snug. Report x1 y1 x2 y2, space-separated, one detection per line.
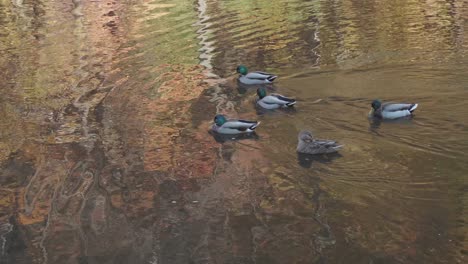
0 0 466 263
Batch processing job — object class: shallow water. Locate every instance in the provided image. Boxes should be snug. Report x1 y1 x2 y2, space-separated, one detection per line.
0 0 467 263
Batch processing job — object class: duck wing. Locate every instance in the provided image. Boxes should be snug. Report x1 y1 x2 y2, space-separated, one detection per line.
297 139 342 154
224 119 260 129
260 94 296 106
315 139 342 148
245 71 278 82
271 94 296 105
381 103 418 119
315 140 343 153
382 103 418 112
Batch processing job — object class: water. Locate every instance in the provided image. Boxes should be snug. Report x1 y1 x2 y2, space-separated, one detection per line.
0 0 466 263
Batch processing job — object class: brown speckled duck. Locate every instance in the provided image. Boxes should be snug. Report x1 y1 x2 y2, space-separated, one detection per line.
296 130 343 155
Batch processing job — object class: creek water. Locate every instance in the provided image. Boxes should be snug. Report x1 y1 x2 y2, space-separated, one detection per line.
0 0 466 263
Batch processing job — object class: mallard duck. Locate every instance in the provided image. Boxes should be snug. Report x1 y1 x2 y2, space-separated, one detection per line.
211 114 260 135
296 130 343 155
236 65 277 85
369 99 418 119
256 87 296 109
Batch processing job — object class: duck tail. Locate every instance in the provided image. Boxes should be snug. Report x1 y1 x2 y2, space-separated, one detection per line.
334 144 344 150
249 121 261 130
409 103 418 113
286 101 297 107
267 75 277 82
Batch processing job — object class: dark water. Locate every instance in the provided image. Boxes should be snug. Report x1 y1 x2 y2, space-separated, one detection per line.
0 0 467 263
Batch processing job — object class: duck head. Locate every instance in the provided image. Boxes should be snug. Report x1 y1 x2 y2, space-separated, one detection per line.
236 65 248 75
371 99 382 110
257 87 267 99
214 114 227 126
298 130 313 143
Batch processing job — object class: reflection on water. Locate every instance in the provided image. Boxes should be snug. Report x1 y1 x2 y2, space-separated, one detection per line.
209 131 260 144
297 152 343 169
0 0 467 263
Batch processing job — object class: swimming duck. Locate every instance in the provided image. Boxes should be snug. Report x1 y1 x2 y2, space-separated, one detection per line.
236 65 277 85
296 130 343 155
369 99 418 119
256 87 296 110
212 114 260 135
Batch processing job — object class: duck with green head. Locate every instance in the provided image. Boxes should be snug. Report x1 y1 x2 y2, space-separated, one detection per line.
369 99 418 119
212 114 260 135
256 87 296 110
236 65 277 85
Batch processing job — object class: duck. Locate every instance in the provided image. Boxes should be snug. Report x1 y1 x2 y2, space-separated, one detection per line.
256 87 296 110
296 130 343 155
211 114 260 135
369 99 418 119
236 65 277 85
